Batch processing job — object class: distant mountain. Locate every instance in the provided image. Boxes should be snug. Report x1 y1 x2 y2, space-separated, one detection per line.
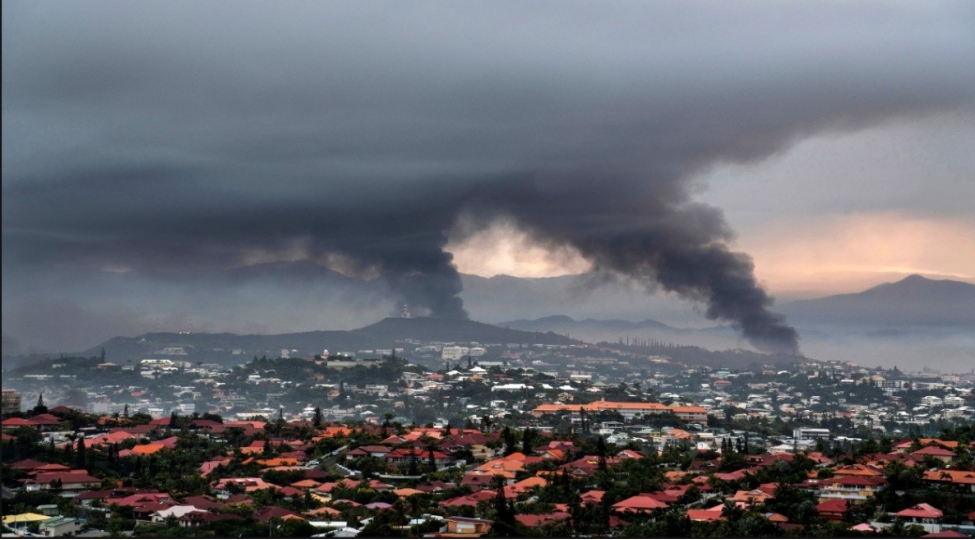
497 315 741 350
781 274 975 328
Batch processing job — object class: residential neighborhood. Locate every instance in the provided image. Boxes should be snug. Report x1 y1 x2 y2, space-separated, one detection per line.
3 342 975 537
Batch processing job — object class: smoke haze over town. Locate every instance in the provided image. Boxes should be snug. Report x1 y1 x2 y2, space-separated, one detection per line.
3 2 974 367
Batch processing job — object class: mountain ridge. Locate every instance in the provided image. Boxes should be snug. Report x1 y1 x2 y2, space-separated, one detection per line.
780 274 975 328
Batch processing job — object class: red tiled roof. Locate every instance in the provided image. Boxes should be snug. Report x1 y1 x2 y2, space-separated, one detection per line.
26 414 63 425
687 509 725 522
912 446 956 457
26 471 101 485
922 531 969 538
816 499 849 513
11 459 51 470
827 476 887 487
612 494 669 512
896 503 943 519
1 418 37 427
514 512 570 527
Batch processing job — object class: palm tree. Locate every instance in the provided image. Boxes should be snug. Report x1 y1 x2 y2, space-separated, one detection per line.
721 501 745 522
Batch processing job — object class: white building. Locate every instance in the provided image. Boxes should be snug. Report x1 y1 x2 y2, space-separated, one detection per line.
793 427 831 440
442 346 470 361
943 396 965 407
920 396 944 408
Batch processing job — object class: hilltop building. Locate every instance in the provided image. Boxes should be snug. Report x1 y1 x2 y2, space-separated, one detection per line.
2 390 22 415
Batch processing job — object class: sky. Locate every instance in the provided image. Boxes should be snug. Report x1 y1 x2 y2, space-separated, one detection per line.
3 1 974 355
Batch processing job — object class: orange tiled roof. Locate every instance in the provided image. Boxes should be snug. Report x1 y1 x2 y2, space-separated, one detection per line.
922 470 975 485
476 459 525 472
131 443 165 455
671 406 708 414
532 401 671 414
833 464 883 477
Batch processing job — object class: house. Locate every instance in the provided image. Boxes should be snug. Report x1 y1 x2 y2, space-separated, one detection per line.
514 512 570 527
182 495 225 511
687 509 725 522
347 445 392 459
212 477 277 495
671 406 709 423
910 446 956 464
895 503 943 528
1 417 38 429
922 531 970 539
439 495 482 508
255 506 307 522
393 488 425 499
26 414 64 429
922 469 975 488
199 458 230 477
38 516 85 537
612 494 669 513
531 400 671 420
475 458 525 475
580 490 605 506
177 511 244 528
832 463 883 478
442 516 493 536
151 505 204 522
11 459 54 472
124 443 166 456
36 505 59 517
24 471 102 496
817 476 886 502
816 499 849 521
2 513 51 530
727 489 773 507
713 469 751 482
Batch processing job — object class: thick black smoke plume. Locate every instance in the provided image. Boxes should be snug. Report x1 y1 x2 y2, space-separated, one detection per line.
459 170 800 354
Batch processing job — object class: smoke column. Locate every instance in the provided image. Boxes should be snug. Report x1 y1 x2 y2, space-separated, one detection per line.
458 169 800 354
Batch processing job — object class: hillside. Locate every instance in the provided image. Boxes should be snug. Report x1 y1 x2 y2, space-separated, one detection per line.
85 330 388 365
499 315 674 333
496 315 742 350
354 317 580 346
78 317 579 365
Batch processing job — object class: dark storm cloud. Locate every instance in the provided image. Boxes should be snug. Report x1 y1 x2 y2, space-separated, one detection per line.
3 1 974 352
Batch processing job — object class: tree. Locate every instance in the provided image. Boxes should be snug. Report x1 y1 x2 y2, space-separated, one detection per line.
313 407 323 428
427 445 438 473
595 436 607 458
721 501 745 522
502 426 517 456
522 427 535 455
76 436 87 469
33 394 47 415
492 475 515 528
